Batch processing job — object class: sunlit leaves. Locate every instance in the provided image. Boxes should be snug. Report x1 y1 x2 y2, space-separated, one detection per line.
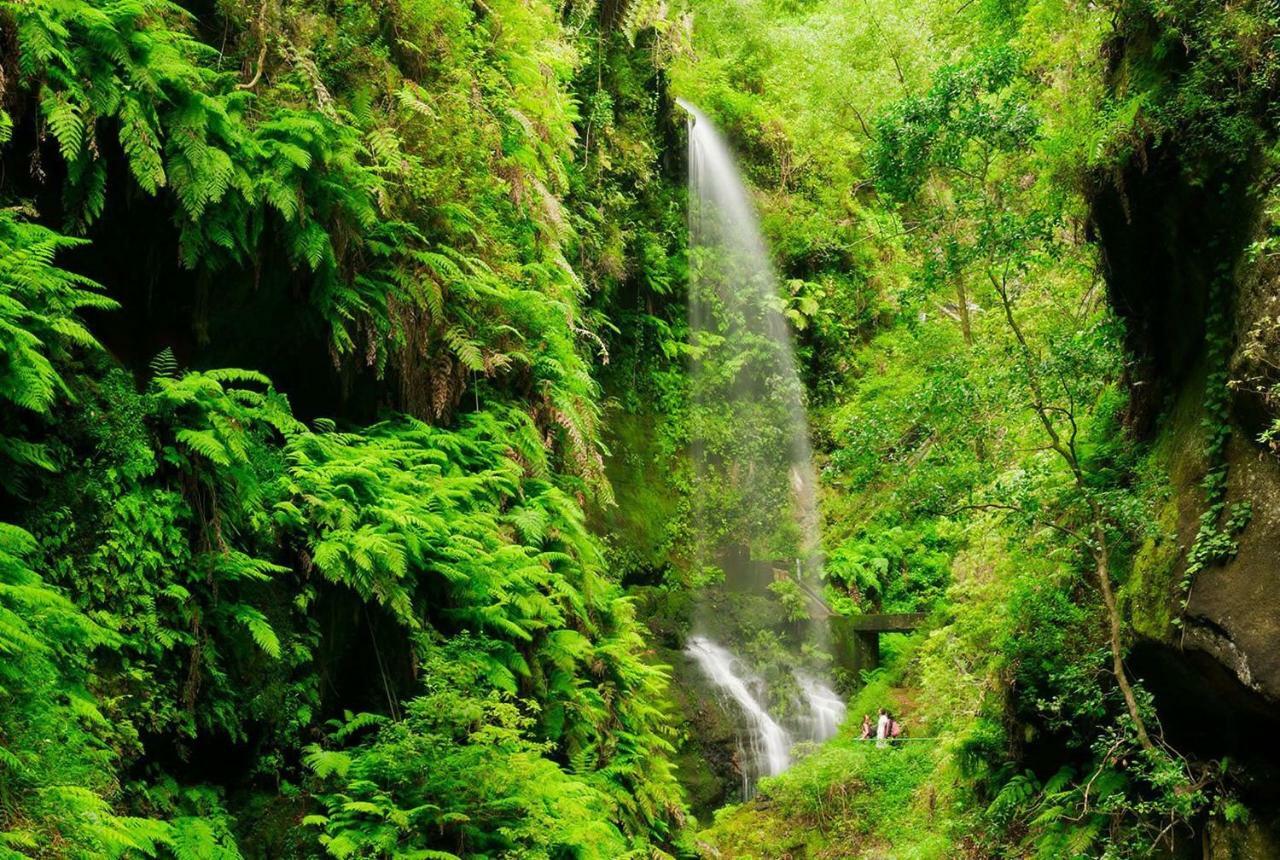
0 211 117 488
871 46 1037 205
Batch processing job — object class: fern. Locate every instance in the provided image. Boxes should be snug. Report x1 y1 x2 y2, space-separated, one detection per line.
44 92 86 161
275 409 681 842
0 522 165 855
149 347 182 379
0 211 112 412
3 0 628 463
0 0 685 852
304 746 354 779
0 210 116 490
231 605 282 659
165 816 242 860
330 712 388 743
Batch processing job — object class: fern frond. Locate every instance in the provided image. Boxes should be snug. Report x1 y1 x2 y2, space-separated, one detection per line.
231 605 281 659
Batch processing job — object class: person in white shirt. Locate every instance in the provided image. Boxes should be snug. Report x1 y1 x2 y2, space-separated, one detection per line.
876 708 891 748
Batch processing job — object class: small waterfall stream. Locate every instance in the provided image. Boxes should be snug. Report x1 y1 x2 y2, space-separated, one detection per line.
679 98 845 798
797 675 847 742
686 637 792 795
684 638 847 797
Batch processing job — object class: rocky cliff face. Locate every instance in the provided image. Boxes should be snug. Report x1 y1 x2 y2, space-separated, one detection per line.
1104 209 1280 701
1088 0 1280 708
1093 159 1280 859
1183 439 1280 704
1192 250 1280 704
1088 29 1280 845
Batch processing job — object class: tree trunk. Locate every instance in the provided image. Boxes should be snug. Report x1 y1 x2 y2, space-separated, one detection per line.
990 269 1154 751
1093 529 1154 751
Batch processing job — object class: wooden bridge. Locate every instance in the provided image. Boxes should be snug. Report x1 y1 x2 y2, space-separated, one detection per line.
831 613 926 679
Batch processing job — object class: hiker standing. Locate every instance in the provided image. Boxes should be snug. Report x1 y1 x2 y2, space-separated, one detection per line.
859 714 873 740
876 708 891 748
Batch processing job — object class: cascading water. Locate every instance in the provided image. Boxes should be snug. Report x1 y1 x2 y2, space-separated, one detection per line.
797 676 847 742
680 97 822 574
686 637 792 795
679 98 844 799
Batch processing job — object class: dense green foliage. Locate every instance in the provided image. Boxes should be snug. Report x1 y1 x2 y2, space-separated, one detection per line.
1 0 687 854
660 0 1280 856
4 0 1280 856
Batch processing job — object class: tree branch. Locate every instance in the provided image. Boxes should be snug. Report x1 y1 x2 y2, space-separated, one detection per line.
988 272 1154 751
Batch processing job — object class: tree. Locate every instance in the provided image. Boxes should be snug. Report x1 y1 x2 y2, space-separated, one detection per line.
873 48 1155 750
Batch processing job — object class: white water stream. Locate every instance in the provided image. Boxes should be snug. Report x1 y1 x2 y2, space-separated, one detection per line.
680 96 822 563
685 637 847 797
686 636 792 795
680 99 846 798
797 675 847 743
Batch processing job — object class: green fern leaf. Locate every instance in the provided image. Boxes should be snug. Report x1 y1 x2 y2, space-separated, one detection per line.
232 605 281 659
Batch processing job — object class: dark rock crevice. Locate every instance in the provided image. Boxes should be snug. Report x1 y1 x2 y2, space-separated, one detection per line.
1089 142 1261 438
1130 640 1280 821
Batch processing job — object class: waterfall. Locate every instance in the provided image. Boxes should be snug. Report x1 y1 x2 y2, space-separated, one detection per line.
797 675 847 743
679 98 844 799
680 96 822 574
686 636 792 796
683 639 847 798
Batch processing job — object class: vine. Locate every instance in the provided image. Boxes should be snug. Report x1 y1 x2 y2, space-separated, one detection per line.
1176 269 1252 624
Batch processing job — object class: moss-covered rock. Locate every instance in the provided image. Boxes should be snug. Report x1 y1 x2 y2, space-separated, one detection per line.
662 644 749 820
